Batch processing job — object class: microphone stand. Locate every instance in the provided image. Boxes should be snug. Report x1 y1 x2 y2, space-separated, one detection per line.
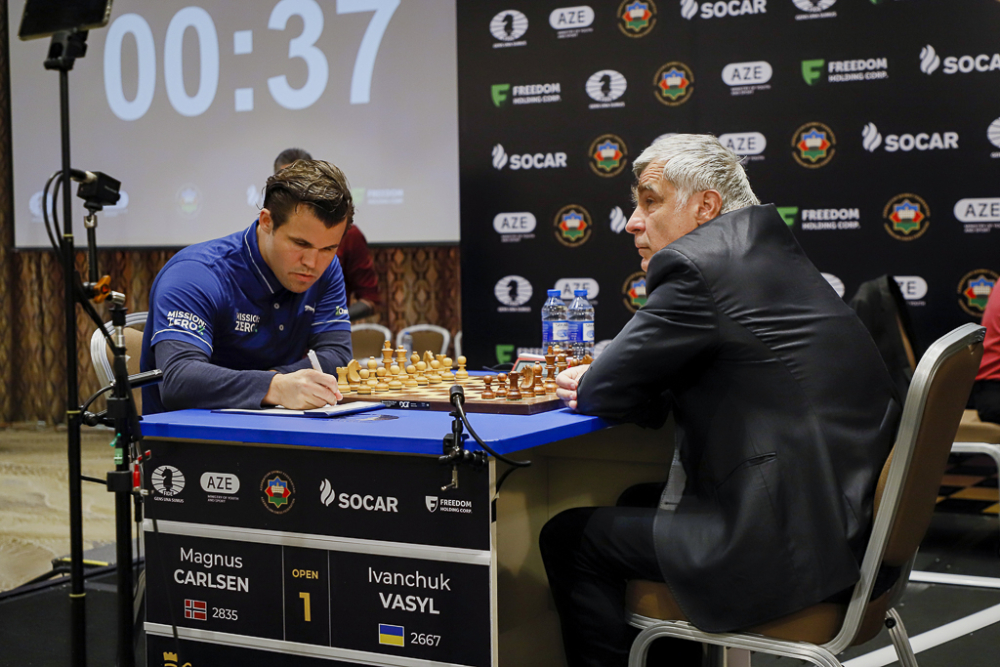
43 29 91 667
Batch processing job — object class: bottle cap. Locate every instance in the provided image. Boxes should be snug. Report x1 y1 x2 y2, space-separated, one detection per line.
574 290 587 297
547 289 561 297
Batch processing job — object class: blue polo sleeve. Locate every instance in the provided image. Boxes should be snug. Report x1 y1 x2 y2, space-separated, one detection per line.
147 260 225 357
311 257 352 334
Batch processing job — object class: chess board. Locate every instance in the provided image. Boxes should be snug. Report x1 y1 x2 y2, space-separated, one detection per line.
336 344 575 415
339 376 565 415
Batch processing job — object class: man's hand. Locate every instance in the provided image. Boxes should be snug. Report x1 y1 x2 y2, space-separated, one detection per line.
264 369 343 409
556 364 591 410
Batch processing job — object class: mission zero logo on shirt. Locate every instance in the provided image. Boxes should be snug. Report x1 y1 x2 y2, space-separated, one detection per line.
167 310 208 336
234 311 260 333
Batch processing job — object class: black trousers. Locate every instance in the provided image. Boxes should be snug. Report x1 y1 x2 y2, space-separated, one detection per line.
972 380 1000 424
539 506 702 667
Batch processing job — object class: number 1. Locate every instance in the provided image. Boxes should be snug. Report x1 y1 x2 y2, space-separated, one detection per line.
299 592 311 621
337 0 401 104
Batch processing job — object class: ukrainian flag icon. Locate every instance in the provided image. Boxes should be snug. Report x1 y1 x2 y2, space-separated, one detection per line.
379 624 405 647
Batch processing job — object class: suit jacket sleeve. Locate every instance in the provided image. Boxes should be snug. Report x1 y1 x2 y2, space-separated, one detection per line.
576 249 718 422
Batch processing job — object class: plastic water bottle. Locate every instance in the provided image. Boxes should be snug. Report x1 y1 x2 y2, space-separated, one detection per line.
541 289 569 351
568 289 595 358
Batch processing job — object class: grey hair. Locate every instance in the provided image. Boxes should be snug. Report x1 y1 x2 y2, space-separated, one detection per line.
632 134 759 214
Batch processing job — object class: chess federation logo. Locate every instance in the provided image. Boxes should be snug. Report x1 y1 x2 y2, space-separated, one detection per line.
162 651 191 667
176 185 200 217
494 275 533 309
653 62 694 106
622 272 648 312
151 465 185 497
882 194 931 241
791 122 836 168
425 496 439 512
489 10 528 43
618 1 657 38
554 205 594 247
585 70 627 105
957 270 998 317
589 134 628 177
793 0 836 12
260 470 296 514
184 599 207 621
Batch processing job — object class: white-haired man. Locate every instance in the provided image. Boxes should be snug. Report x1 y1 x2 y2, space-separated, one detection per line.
546 135 900 666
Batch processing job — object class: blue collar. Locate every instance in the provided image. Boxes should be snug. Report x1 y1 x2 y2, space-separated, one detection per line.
239 220 284 302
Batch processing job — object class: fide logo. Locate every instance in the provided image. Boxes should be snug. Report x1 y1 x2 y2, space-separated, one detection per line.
622 272 648 313
151 465 185 497
494 275 533 312
618 0 657 38
554 205 593 247
260 470 296 514
882 194 930 241
653 62 694 106
588 134 628 178
988 117 1000 158
793 0 836 12
489 10 528 46
586 70 627 109
791 122 836 168
957 270 998 318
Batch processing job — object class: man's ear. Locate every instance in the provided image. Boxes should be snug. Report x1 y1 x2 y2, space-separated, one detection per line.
259 208 274 233
695 190 722 225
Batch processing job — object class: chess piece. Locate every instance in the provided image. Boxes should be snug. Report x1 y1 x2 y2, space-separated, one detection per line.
544 354 558 395
396 347 408 367
441 357 455 382
496 373 508 398
336 367 350 392
456 356 469 381
367 358 379 390
357 369 372 395
533 363 546 396
507 371 522 401
427 360 442 384
404 364 419 388
411 352 420 366
556 354 568 376
381 342 394 368
482 376 495 399
519 365 535 394
415 361 429 386
388 364 403 391
375 366 390 392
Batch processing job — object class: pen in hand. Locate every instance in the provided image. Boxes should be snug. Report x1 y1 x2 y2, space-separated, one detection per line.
307 349 322 372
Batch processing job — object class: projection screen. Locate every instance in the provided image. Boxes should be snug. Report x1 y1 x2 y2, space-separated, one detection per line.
8 0 459 247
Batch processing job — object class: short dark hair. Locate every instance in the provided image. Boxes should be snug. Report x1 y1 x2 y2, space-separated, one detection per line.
273 147 312 173
263 160 354 230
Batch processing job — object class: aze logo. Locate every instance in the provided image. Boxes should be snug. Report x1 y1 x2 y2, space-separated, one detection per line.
622 272 648 313
260 470 296 514
589 134 628 177
883 194 930 241
554 205 593 247
653 62 694 106
957 270 998 317
791 122 836 168
618 0 657 37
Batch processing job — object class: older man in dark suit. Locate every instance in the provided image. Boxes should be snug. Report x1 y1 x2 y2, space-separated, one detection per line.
547 134 900 667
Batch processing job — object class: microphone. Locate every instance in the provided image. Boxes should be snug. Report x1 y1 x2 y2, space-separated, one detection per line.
449 384 465 407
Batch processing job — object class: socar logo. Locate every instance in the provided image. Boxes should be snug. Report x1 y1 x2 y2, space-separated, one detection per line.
920 45 940 75
320 479 335 506
862 123 883 152
609 206 628 233
680 0 698 20
492 144 508 170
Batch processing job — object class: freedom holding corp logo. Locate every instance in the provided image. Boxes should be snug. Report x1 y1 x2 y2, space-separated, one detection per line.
791 122 836 168
653 62 695 106
883 194 930 241
589 134 629 177
618 1 657 37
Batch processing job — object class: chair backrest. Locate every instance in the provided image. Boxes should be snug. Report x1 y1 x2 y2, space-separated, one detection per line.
454 331 463 359
829 323 985 652
89 312 148 413
396 324 451 356
351 323 392 361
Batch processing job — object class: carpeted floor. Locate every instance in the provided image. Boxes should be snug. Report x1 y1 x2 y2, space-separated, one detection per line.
0 425 123 592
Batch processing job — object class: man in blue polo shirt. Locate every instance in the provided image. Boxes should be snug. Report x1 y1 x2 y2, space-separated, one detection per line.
140 160 354 414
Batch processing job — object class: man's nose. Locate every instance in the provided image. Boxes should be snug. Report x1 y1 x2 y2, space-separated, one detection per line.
301 248 319 268
625 209 643 234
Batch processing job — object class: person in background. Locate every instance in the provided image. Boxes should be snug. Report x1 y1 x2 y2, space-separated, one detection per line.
972 287 1000 423
139 160 354 414
547 134 900 667
275 148 381 320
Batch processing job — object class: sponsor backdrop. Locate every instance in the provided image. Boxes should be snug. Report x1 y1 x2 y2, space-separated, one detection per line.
458 0 1000 366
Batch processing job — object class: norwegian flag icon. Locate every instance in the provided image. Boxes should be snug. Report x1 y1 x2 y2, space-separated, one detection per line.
184 599 207 621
